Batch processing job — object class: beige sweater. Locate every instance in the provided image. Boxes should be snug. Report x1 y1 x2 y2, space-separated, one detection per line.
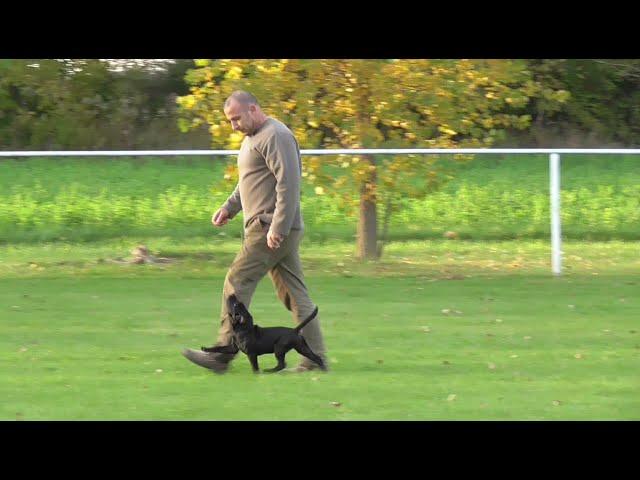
222 118 304 236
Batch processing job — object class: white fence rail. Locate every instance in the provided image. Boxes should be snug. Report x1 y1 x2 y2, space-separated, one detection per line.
3 148 637 276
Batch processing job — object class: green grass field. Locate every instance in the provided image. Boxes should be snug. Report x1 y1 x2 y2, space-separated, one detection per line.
2 238 639 420
2 154 638 419
2 154 640 242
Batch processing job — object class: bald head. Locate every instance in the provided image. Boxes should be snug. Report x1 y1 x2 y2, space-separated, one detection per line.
223 90 267 136
224 90 260 108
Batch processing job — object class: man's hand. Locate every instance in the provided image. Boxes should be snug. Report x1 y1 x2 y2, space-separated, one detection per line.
267 230 284 250
212 208 230 227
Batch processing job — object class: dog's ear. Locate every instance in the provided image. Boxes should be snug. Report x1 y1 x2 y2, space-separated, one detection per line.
239 304 253 325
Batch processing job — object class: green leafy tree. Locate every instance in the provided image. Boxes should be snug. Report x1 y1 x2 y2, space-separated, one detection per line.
525 59 640 146
0 59 203 149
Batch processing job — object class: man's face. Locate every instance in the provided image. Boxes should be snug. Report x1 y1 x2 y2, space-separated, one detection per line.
224 99 257 135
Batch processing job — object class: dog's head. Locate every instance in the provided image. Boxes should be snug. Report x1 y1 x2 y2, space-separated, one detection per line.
227 294 253 331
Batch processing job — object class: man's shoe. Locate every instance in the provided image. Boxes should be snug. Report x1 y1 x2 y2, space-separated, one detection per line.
181 348 230 374
282 359 329 373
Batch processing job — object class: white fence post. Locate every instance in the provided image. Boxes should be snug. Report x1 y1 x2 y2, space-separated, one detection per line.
549 153 562 276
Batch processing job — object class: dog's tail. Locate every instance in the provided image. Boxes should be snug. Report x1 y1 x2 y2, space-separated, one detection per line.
294 306 319 333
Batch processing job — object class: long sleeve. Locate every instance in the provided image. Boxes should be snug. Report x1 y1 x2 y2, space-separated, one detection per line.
262 131 301 236
222 183 242 218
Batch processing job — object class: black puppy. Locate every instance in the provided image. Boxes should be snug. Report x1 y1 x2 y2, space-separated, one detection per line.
202 294 327 373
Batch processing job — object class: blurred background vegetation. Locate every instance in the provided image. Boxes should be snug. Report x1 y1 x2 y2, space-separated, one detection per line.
4 59 640 150
1 59 639 258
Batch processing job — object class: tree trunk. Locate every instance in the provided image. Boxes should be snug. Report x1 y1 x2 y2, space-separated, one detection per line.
352 64 377 261
356 154 378 260
377 196 393 259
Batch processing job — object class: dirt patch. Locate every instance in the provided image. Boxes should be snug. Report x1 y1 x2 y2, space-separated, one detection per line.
109 245 174 265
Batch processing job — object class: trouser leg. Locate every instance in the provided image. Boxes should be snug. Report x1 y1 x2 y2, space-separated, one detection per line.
268 233 326 363
213 221 299 360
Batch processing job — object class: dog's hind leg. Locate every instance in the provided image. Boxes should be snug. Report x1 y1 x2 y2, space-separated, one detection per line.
294 338 327 371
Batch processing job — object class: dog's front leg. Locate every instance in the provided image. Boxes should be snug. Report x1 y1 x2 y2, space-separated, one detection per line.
248 354 260 373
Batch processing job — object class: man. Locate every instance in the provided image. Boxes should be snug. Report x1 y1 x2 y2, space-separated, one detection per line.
182 90 328 374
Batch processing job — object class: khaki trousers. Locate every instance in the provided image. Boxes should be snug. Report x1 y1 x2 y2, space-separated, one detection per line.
215 218 326 364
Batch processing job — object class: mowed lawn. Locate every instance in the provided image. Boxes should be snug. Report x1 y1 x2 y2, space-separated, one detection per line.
1 238 639 420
